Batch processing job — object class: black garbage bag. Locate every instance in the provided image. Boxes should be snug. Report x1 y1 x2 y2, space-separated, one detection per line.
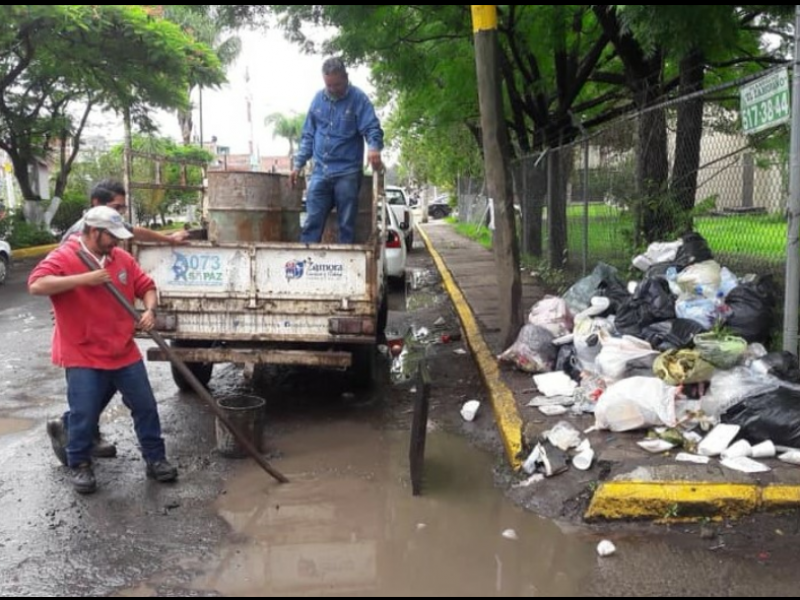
564 263 625 316
642 319 707 352
615 278 677 337
646 262 682 280
555 344 582 383
596 276 632 316
723 387 800 448
675 232 714 269
754 352 800 385
724 275 778 344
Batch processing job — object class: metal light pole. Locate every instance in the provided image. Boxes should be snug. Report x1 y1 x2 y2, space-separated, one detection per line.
783 5 800 355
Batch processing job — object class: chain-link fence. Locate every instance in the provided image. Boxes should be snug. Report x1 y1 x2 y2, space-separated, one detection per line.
458 72 790 295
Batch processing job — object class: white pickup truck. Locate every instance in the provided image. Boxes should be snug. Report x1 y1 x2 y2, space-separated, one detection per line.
134 171 388 390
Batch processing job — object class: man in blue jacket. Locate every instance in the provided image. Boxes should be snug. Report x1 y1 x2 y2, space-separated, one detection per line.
291 57 384 244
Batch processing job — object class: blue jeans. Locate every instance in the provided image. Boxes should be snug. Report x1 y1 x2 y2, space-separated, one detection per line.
62 375 116 440
64 361 166 467
301 171 363 244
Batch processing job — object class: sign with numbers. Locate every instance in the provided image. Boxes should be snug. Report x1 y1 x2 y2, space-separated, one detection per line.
740 70 790 135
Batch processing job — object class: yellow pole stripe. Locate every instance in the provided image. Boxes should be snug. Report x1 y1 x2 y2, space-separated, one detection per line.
471 5 498 33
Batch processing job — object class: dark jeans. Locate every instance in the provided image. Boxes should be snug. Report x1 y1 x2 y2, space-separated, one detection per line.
301 171 363 244
64 361 166 467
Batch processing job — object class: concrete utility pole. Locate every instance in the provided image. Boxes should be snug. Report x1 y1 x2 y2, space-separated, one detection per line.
471 5 523 348
784 5 800 355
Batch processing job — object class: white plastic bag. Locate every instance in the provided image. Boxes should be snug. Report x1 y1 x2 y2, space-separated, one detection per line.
632 240 684 272
595 333 659 382
677 260 722 298
595 377 679 432
498 325 556 373
528 296 573 337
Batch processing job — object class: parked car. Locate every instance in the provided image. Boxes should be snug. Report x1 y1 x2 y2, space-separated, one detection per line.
381 197 408 283
384 185 415 250
0 240 11 285
428 194 453 219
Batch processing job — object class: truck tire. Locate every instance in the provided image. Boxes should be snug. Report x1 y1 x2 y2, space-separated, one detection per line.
170 340 214 392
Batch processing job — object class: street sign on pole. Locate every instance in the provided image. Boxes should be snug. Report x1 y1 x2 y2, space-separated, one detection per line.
740 69 791 135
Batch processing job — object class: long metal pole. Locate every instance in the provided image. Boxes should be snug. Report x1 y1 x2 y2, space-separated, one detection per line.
76 250 289 484
784 5 800 355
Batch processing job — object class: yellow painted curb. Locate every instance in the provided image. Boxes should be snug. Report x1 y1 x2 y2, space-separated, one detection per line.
12 244 57 259
418 224 523 470
587 482 800 521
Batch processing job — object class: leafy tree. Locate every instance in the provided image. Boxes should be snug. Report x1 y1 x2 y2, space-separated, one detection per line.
64 135 212 228
264 112 306 157
0 5 224 203
162 5 242 145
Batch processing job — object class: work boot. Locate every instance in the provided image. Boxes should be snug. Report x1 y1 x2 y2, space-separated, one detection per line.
146 459 178 483
70 463 97 495
91 431 117 459
46 419 68 466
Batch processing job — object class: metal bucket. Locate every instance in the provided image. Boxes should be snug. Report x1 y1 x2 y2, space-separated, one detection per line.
214 394 266 458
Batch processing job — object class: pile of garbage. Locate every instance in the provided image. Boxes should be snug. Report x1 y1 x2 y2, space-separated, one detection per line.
499 232 800 477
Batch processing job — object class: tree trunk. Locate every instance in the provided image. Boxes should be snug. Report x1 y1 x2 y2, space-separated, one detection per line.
474 23 523 348
178 108 193 146
671 48 705 228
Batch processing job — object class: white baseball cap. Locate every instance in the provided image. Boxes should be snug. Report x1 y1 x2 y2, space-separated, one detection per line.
84 206 133 240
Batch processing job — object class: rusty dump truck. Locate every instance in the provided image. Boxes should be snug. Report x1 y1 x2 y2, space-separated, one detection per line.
134 171 389 390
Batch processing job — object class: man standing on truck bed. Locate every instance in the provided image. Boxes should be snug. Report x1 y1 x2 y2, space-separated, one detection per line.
291 57 384 244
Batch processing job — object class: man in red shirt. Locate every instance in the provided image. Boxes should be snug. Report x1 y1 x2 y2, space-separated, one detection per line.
29 205 177 494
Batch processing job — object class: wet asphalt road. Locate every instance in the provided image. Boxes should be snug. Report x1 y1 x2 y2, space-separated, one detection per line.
4 250 800 596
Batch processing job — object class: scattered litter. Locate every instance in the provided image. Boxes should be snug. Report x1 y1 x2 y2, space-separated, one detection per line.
410 387 418 395
721 440 752 461
534 372 579 398
638 440 677 454
434 317 447 327
751 441 777 459
502 529 519 541
514 474 546 489
698 424 741 457
528 396 575 408
546 421 583 451
414 327 430 341
417 524 428 531
572 447 594 471
454 348 468 356
597 541 617 557
460 400 480 422
720 456 772 474
779 451 800 466
539 405 569 417
522 442 570 478
676 453 711 465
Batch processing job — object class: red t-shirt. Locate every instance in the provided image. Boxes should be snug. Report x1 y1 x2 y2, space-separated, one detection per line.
28 237 156 369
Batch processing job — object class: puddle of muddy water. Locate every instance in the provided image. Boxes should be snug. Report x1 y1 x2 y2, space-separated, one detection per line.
189 422 597 597
0 418 33 437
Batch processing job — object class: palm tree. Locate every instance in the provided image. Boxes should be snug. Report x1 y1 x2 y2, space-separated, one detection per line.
163 7 242 145
264 112 306 157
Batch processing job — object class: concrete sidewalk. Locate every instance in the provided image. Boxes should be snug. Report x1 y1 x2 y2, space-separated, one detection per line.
419 221 800 522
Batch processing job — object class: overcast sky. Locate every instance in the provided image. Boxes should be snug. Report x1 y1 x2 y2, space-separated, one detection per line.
82 28 377 160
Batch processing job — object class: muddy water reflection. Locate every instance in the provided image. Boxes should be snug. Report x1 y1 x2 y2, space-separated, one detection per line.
194 423 595 597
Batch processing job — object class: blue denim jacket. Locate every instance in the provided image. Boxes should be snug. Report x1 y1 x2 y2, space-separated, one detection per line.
294 84 384 178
